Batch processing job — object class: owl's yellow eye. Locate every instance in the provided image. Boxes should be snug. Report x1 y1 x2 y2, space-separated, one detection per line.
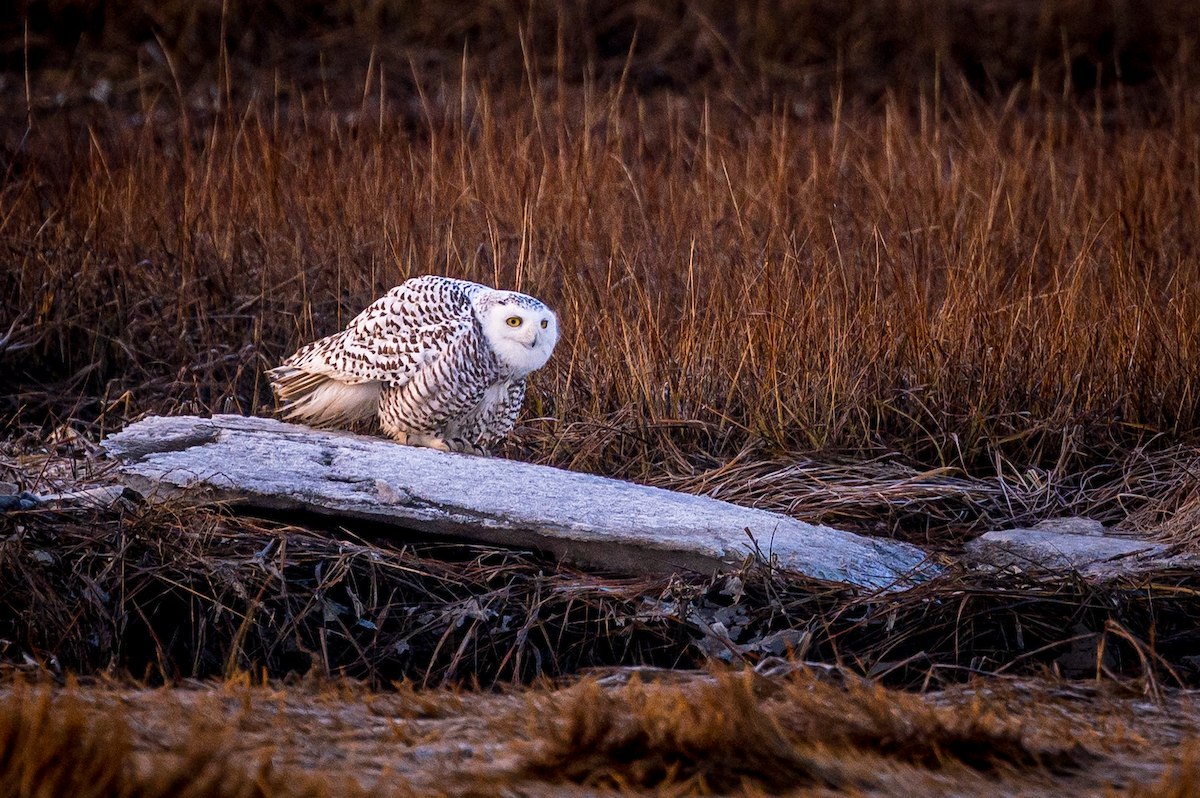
540 319 549 329
506 316 522 327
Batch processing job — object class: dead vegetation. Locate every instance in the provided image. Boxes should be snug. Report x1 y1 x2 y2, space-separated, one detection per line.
1129 742 1200 798
7 57 1200 547
521 674 846 792
7 0 1200 111
0 683 367 798
4 4 1200 494
1 480 1198 688
519 671 1100 791
0 671 1193 796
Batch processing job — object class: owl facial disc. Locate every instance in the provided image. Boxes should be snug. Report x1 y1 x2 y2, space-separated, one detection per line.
475 293 559 377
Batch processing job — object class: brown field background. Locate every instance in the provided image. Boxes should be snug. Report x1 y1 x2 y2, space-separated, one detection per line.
1 672 1196 797
4 0 1200 485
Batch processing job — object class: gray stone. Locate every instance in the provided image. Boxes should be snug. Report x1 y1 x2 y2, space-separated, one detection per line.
0 491 40 511
1032 517 1106 537
964 523 1167 574
102 415 934 590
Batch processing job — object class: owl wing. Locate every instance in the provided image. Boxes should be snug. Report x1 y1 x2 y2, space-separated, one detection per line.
268 277 476 423
487 379 527 442
282 278 475 385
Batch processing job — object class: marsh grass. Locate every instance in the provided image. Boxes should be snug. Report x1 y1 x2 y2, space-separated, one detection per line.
518 670 1096 791
3 8 1200 791
0 673 1181 796
6 67 1200 468
0 683 362 797
5 54 1200 545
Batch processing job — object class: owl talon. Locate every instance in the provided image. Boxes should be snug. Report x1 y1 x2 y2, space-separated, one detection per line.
405 433 452 452
447 437 488 456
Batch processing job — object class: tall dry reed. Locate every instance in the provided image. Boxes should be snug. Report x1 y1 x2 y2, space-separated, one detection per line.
3 73 1200 482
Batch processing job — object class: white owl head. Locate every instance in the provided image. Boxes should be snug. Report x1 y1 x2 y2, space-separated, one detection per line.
474 290 559 376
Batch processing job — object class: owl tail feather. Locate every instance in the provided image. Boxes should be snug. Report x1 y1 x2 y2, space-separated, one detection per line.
267 366 383 428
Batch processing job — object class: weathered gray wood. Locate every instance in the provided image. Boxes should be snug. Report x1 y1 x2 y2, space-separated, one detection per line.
963 518 1188 577
102 415 935 589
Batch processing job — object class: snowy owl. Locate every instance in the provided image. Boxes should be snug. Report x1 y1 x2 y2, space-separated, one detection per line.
268 276 559 454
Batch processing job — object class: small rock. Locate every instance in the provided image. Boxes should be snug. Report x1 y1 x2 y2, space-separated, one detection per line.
374 480 413 505
1054 623 1117 678
0 492 40 511
751 629 810 657
965 525 1165 574
37 485 128 509
1033 517 1106 537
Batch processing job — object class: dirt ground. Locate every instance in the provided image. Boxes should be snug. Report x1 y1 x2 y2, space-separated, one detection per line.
5 669 1194 797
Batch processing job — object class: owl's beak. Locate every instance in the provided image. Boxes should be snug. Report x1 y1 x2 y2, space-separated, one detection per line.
530 334 539 348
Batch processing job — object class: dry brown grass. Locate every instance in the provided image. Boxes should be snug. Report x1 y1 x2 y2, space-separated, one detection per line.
5 5 1200 538
0 672 1191 797
3 9 1200 792
769 674 1089 772
1126 742 1200 798
5 70 1200 488
6 0 1200 693
2 487 1198 687
519 670 1096 792
521 673 846 792
0 683 369 798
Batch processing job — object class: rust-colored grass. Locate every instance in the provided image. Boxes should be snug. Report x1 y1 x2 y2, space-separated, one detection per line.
519 670 1097 792
521 673 846 792
1127 742 1200 798
2 8 1200 793
5 74 1200 484
0 684 365 798
6 4 1200 543
0 668 1192 797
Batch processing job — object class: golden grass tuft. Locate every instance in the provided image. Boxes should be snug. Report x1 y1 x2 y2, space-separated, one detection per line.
520 672 847 792
519 671 1094 793
771 675 1089 772
0 687 127 797
0 684 367 798
1124 741 1200 798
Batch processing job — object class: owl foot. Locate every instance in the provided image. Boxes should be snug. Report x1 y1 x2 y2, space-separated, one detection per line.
447 437 490 457
391 432 448 451
395 432 488 456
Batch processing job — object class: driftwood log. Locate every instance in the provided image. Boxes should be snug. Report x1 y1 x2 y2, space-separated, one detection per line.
101 415 934 590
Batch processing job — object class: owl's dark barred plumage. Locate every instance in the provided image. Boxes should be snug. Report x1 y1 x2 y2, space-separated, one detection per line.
268 276 559 454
